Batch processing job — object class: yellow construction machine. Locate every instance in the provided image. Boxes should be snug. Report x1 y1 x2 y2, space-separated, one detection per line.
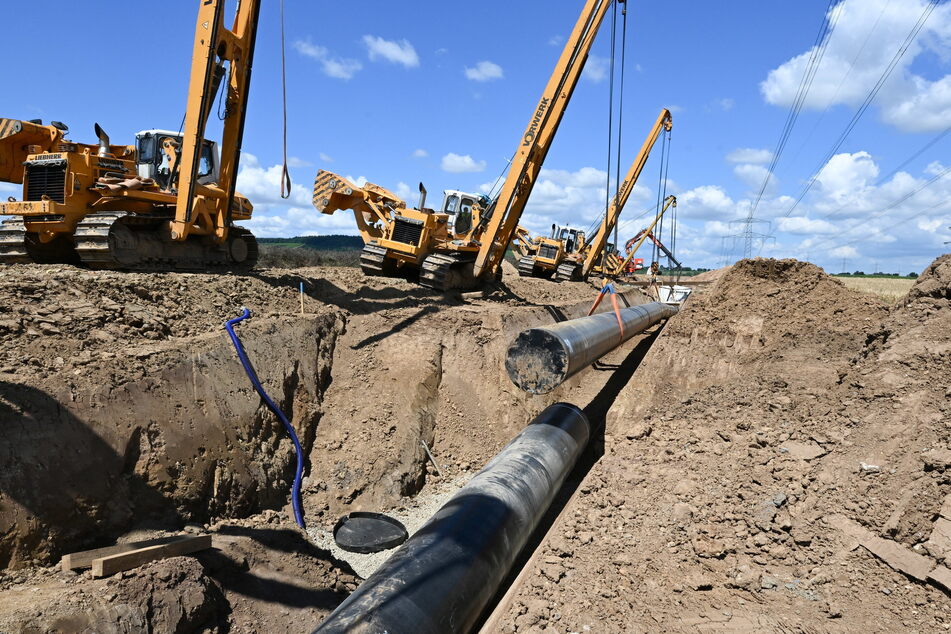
0 0 262 270
517 108 672 282
517 223 591 278
314 0 620 290
610 194 677 277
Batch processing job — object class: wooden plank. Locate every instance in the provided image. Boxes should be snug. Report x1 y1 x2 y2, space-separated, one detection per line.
828 514 933 581
90 535 212 578
61 534 198 572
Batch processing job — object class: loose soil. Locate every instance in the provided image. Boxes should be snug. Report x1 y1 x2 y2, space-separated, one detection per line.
0 260 647 631
495 256 951 633
0 254 947 632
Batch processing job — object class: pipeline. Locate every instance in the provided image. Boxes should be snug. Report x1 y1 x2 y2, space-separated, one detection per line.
505 301 678 394
313 403 590 634
224 308 306 528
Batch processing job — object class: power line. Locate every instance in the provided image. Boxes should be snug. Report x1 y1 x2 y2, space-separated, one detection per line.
786 0 893 167
747 0 841 222
779 0 939 220
805 165 951 251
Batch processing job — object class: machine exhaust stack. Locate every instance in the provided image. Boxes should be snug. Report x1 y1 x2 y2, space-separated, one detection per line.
94 123 109 157
313 403 591 634
505 301 678 394
418 181 427 210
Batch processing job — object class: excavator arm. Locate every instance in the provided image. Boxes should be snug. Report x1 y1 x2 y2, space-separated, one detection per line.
313 169 401 241
473 0 619 279
612 195 676 276
511 225 539 258
171 0 261 243
581 108 672 278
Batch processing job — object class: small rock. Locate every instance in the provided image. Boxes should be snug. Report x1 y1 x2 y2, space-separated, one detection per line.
759 574 779 590
625 422 652 440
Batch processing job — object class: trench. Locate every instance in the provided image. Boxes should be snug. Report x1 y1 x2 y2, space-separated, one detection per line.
0 263 672 631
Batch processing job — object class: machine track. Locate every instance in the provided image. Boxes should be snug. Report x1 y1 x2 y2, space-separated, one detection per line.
73 212 258 272
359 243 397 276
517 255 538 277
0 219 80 264
0 220 31 264
419 251 478 291
554 261 582 282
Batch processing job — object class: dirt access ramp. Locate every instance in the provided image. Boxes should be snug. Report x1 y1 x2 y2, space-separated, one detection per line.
496 257 951 632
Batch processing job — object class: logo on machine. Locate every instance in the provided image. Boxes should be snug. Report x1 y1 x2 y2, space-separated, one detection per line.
97 158 127 172
522 98 550 147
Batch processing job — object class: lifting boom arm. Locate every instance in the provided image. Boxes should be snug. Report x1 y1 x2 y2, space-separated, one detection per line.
171 0 261 243
473 0 618 279
612 194 676 276
581 108 671 278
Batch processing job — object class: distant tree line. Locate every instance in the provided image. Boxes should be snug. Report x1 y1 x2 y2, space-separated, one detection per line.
833 271 917 278
258 235 364 250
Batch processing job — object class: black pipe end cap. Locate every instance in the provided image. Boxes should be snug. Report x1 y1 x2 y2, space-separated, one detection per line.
333 512 409 554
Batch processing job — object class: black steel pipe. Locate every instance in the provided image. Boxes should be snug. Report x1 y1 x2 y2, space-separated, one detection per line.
505 301 678 394
312 403 590 634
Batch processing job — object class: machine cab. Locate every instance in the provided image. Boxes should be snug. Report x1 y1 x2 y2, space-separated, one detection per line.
441 189 479 235
135 129 219 190
550 224 585 254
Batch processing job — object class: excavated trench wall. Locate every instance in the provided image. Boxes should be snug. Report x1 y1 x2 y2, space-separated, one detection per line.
0 266 649 570
303 288 651 523
0 314 342 568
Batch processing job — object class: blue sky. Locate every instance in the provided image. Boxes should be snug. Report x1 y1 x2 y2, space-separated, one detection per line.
5 1 951 274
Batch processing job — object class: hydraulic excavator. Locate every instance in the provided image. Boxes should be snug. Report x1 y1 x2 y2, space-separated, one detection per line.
611 194 677 277
314 0 620 290
0 0 262 270
517 108 672 282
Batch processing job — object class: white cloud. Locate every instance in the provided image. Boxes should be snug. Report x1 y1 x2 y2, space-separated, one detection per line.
777 216 837 234
548 35 564 47
733 164 777 193
317 153 333 164
760 0 951 132
677 185 740 221
726 148 773 164
412 149 428 159
464 60 504 82
237 154 313 209
816 151 879 199
441 153 486 173
582 55 610 83
286 156 313 168
395 181 414 202
362 35 419 68
830 245 859 259
716 98 735 111
293 39 362 80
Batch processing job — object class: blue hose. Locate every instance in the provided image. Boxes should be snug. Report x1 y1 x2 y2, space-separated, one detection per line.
224 308 305 528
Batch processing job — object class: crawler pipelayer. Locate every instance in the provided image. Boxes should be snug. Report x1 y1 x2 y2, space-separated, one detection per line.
0 0 262 270
314 0 621 291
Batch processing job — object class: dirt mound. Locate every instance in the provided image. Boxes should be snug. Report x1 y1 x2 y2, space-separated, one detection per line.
498 257 950 632
903 252 951 304
690 265 730 283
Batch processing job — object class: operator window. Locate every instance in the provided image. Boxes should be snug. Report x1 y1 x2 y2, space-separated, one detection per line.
138 136 155 163
199 144 214 178
445 195 459 214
